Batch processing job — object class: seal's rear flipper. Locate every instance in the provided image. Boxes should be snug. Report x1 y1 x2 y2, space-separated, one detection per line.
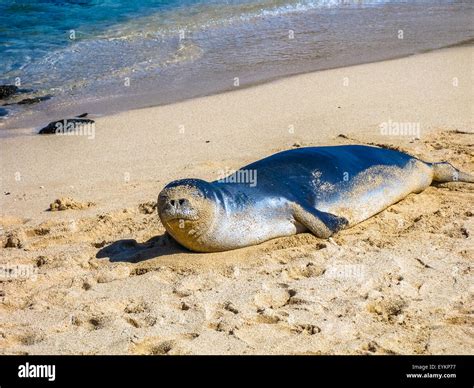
431 162 474 183
292 203 348 239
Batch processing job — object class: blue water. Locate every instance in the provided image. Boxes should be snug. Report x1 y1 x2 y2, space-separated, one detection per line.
1 0 192 73
0 0 473 129
0 0 396 75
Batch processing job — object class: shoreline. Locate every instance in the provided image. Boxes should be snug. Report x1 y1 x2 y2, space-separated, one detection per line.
1 44 473 219
2 39 474 134
0 44 473 355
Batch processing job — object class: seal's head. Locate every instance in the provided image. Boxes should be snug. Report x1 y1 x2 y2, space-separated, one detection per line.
157 179 219 252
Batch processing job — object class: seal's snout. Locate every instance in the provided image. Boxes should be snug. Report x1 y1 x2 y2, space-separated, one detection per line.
158 193 196 221
168 198 189 209
161 197 193 218
157 179 220 251
157 180 210 223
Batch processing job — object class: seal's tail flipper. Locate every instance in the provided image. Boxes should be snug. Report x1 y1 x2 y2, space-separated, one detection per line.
431 162 474 183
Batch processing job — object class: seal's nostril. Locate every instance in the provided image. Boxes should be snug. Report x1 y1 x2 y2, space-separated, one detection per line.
170 200 176 207
179 199 185 206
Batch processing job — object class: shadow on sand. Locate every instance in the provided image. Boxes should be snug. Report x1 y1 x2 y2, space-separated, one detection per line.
96 234 189 263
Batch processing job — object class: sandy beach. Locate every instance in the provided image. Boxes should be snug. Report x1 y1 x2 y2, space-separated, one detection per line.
0 45 473 355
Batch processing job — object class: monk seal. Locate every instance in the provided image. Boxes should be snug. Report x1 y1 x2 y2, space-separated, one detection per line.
158 145 473 252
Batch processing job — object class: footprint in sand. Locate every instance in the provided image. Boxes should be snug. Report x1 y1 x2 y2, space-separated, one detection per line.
131 334 199 355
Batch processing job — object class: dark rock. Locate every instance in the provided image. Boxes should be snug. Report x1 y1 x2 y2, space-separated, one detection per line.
17 95 51 105
38 118 95 135
0 85 18 99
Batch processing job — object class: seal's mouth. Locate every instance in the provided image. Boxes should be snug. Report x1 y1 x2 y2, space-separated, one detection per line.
159 210 199 222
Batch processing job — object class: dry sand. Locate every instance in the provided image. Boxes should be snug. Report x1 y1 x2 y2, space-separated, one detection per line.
0 45 473 355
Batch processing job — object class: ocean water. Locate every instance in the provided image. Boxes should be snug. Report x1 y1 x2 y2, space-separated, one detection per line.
0 0 473 130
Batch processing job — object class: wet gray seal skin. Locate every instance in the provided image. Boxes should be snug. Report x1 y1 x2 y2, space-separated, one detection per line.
158 145 473 252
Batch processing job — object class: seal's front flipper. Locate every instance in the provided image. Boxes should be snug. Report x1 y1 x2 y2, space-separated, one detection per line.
291 203 348 239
